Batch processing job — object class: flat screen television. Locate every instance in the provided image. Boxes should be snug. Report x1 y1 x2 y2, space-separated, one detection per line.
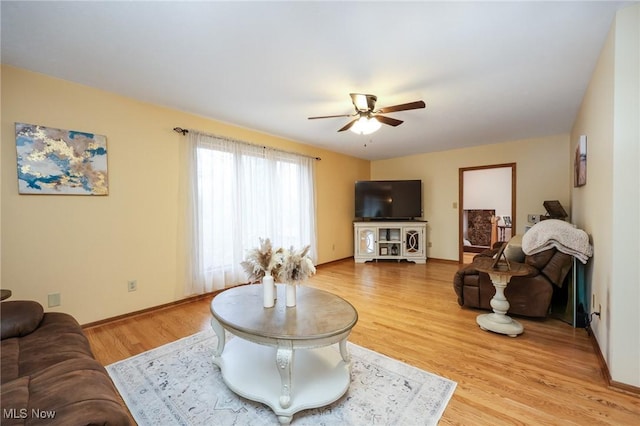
355 180 422 220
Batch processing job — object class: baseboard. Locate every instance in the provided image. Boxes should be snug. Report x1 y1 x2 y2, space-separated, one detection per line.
80 257 460 330
317 256 457 266
428 257 460 265
317 256 354 267
589 331 640 396
81 291 222 329
80 260 351 329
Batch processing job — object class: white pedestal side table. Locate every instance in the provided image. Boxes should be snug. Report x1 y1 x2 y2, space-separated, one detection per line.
210 284 358 425
473 257 535 337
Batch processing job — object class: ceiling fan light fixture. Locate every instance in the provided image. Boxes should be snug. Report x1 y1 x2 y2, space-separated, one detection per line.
350 116 381 135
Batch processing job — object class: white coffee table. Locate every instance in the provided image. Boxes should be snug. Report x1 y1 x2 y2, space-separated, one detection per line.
210 284 358 424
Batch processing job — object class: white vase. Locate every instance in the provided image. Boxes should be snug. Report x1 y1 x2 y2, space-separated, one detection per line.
263 274 275 308
285 284 296 308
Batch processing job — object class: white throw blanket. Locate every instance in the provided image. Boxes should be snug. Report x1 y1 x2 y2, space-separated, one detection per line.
522 219 593 264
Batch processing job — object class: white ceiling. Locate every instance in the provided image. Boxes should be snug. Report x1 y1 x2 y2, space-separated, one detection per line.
1 1 631 160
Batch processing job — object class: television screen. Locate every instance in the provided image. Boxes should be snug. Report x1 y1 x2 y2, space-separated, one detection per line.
355 180 422 219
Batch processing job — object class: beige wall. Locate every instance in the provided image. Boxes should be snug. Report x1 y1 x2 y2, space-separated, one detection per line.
1 65 369 324
570 11 615 379
463 167 512 218
371 134 571 260
610 4 640 387
571 4 639 387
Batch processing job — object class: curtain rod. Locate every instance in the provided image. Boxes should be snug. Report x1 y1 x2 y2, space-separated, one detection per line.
173 127 321 161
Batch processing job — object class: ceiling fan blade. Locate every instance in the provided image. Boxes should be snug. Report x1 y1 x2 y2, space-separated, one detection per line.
374 115 404 127
350 93 377 111
308 114 354 120
338 118 359 132
377 100 426 114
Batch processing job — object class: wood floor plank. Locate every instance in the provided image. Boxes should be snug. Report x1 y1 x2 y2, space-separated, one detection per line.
84 259 640 425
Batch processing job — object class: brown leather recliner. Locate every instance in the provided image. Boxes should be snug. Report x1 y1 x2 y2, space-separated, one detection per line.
453 246 573 318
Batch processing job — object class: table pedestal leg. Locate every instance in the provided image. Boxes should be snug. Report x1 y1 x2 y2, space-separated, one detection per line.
476 273 523 337
276 340 294 411
210 317 226 361
338 339 350 363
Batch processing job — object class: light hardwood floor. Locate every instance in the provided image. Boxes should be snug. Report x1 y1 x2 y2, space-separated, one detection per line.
84 259 640 425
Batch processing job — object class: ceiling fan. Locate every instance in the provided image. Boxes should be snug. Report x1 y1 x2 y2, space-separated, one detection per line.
308 93 426 134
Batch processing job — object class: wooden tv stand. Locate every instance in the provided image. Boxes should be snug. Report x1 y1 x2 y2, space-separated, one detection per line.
353 221 427 263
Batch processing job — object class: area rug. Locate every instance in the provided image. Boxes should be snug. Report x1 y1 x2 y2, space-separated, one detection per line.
106 330 456 425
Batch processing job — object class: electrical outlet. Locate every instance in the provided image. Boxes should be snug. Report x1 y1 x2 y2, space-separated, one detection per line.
428 242 433 247
528 214 540 223
128 280 137 292
48 293 61 307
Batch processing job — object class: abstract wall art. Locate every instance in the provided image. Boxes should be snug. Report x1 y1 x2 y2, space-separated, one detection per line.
15 123 108 195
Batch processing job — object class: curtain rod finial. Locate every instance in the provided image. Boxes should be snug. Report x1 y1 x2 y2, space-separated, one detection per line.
173 127 188 135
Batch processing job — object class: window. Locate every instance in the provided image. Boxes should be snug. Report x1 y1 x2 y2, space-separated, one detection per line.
185 131 316 294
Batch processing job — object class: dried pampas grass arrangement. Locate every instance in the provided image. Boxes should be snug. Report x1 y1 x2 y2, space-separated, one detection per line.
277 245 316 285
241 239 315 285
240 238 284 283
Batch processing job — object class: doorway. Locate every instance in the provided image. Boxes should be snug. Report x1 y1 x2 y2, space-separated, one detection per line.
459 163 516 263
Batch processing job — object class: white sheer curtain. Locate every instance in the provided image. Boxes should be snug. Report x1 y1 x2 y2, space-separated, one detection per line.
184 131 317 295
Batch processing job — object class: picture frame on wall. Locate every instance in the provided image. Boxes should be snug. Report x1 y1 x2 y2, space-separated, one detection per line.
15 123 109 195
574 135 587 187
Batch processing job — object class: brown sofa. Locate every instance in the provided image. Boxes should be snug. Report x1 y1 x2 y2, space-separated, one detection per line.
1 300 131 425
453 246 573 318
